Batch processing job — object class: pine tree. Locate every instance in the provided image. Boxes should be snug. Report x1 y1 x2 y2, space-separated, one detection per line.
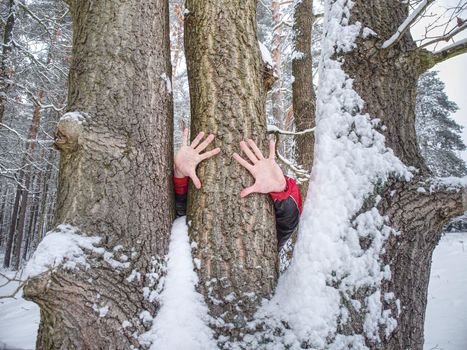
416 71 466 177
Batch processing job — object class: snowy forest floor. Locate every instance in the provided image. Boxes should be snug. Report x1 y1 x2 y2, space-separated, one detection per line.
0 232 466 350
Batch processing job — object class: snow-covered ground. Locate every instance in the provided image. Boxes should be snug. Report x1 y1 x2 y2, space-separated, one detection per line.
0 269 39 350
424 231 467 350
0 231 466 349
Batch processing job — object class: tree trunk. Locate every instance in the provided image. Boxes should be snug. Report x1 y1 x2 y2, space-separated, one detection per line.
0 0 16 125
33 151 55 250
292 0 315 199
184 0 277 340
3 163 24 268
11 94 44 269
327 0 464 348
23 0 173 348
271 0 285 131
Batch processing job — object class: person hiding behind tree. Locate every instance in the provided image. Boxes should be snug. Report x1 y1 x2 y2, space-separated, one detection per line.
173 128 302 250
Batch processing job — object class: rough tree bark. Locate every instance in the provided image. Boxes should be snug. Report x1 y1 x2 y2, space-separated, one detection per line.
184 0 277 341
332 0 467 348
292 0 315 199
23 0 174 348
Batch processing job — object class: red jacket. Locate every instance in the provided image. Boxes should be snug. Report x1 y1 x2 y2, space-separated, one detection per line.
174 176 302 250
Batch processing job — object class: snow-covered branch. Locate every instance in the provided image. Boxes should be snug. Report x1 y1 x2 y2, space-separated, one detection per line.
267 124 315 135
276 151 310 181
382 0 435 49
417 37 467 72
432 37 467 64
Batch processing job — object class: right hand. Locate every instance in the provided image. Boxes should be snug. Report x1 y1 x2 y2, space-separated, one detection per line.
174 128 221 189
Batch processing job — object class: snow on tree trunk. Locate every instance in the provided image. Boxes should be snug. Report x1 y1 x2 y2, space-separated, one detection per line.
184 0 278 341
22 1 174 348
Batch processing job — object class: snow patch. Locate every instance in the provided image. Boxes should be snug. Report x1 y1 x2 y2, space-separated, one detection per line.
160 73 172 94
258 41 274 67
139 218 215 350
25 225 101 278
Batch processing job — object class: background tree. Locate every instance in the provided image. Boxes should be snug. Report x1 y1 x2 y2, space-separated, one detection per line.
291 0 316 198
416 70 466 177
1 0 71 268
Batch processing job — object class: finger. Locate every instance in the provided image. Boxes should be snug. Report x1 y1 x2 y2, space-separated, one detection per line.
182 128 188 147
233 153 254 172
190 131 205 149
268 139 276 159
189 171 202 189
200 147 221 161
240 140 259 164
247 139 264 160
195 133 215 152
240 185 257 198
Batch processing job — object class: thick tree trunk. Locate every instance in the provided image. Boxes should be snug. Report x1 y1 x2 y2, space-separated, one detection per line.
185 0 277 340
292 0 315 199
331 0 463 348
23 0 173 348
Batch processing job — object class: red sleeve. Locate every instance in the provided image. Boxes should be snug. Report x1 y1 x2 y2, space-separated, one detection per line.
173 176 189 195
269 176 303 214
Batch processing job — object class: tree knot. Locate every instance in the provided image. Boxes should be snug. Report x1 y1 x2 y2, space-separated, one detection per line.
54 111 89 153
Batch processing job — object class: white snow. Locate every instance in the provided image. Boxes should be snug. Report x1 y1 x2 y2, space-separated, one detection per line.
0 269 39 350
59 111 87 124
160 73 172 94
24 224 101 278
424 232 467 350
138 217 215 350
258 41 274 67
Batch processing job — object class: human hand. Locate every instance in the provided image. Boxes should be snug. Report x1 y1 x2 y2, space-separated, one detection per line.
174 128 221 189
233 138 286 198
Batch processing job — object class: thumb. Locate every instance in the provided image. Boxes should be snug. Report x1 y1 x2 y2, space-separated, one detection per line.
190 172 202 189
240 185 257 198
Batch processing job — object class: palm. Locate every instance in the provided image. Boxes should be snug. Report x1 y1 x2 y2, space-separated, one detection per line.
233 139 286 197
174 129 220 189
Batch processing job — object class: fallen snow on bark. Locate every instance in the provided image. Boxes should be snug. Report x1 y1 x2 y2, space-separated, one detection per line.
259 41 274 67
160 73 172 94
25 224 102 278
139 217 215 350
59 111 88 124
242 0 411 348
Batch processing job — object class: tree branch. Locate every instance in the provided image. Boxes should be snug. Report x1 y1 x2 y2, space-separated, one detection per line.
419 20 467 49
416 37 467 73
267 124 315 135
382 0 435 49
432 37 467 63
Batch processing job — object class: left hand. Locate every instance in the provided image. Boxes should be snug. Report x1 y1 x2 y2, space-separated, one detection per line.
233 138 286 198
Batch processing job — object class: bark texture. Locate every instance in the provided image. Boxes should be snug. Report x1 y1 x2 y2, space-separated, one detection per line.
292 0 315 199
23 0 173 348
335 0 466 348
184 0 277 340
